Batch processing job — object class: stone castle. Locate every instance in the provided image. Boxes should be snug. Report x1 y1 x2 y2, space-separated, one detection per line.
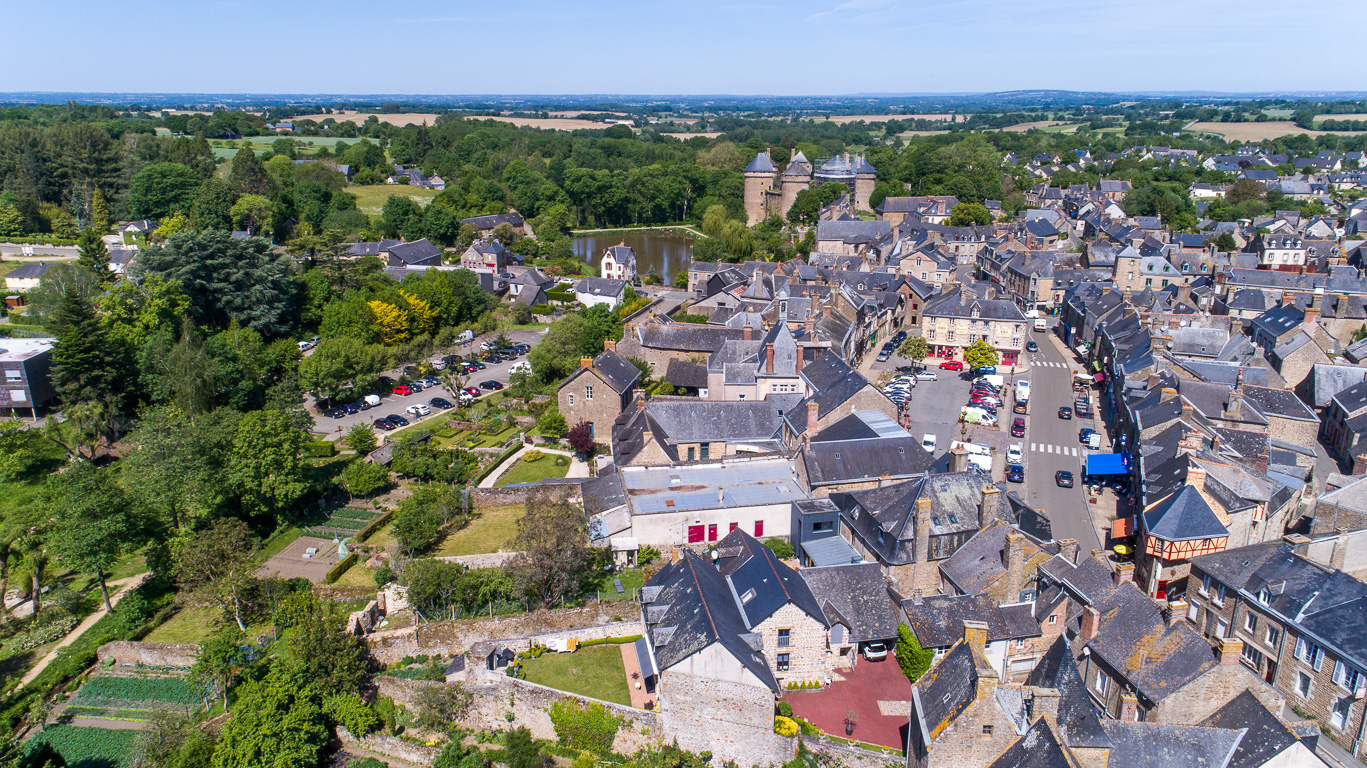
743 150 877 224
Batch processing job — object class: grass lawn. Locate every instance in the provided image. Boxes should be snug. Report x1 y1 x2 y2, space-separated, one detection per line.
520 644 631 706
494 453 570 487
433 504 525 557
332 563 379 588
350 185 440 215
143 605 271 645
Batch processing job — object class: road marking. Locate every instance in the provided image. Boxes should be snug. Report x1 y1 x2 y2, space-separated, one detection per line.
1070 447 1078 457
1047 445 1054 454
1030 442 1037 452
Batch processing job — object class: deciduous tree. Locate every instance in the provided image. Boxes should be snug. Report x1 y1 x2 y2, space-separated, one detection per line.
228 410 307 521
507 490 592 608
174 518 259 631
46 461 143 611
898 336 929 367
962 338 1000 370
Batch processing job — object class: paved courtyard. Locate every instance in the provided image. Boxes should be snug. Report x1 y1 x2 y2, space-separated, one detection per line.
787 657 911 750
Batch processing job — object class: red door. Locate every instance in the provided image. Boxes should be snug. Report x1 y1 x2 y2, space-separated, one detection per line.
708 524 718 542
754 521 764 537
688 525 704 543
1156 580 1169 600
729 522 738 532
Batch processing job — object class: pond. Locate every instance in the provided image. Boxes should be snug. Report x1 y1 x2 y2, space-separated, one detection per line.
572 231 694 283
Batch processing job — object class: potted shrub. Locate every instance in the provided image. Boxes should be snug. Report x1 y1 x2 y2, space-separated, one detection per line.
844 708 858 737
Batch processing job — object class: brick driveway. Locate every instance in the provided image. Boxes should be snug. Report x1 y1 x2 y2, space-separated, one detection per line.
787 657 911 750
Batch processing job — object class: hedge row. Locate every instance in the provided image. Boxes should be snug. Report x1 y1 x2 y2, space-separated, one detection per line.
471 443 522 485
326 552 359 584
577 635 642 648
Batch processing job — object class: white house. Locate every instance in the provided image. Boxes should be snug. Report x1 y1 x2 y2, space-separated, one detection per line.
575 277 626 309
601 243 638 282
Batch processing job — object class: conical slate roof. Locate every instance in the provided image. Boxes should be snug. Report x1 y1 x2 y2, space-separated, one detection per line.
744 151 776 174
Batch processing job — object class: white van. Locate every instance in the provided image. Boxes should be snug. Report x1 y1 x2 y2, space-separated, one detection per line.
363 394 381 408
1034 318 1048 332
458 330 474 344
1015 380 1030 403
510 361 532 375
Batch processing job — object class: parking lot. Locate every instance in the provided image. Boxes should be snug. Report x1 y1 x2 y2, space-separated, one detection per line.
311 327 548 442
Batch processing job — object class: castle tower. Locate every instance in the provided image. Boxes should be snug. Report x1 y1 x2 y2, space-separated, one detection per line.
779 150 813 221
853 154 878 213
743 150 779 225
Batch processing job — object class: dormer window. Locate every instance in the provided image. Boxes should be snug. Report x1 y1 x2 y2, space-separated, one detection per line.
740 588 756 604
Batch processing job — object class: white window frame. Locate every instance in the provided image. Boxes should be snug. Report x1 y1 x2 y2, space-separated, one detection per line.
585 385 593 400
1297 671 1313 699
1093 670 1109 696
1244 612 1256 633
568 393 575 407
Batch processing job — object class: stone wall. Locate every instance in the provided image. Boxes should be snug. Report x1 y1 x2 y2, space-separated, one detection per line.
377 671 663 756
365 605 642 664
434 552 520 569
472 484 579 509
337 726 443 765
315 585 375 601
806 740 903 768
658 670 797 767
96 641 199 668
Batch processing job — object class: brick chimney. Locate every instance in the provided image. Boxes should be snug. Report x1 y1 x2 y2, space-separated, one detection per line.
1028 687 1061 719
1004 529 1026 592
962 620 988 659
604 338 616 352
766 344 775 374
916 496 933 562
1282 292 1296 307
1303 304 1320 331
805 315 816 336
1218 638 1244 666
806 401 819 434
1187 463 1207 488
980 485 1001 529
1058 538 1080 564
1284 533 1312 557
1080 605 1100 640
1119 693 1140 722
1353 454 1367 476
580 356 593 370
1113 562 1134 586
1160 387 1178 402
796 347 804 373
743 324 753 341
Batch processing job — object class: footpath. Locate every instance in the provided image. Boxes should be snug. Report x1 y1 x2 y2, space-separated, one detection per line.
20 572 152 687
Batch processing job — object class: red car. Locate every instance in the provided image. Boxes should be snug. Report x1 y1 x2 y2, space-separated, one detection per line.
939 360 964 371
392 384 415 396
462 386 481 397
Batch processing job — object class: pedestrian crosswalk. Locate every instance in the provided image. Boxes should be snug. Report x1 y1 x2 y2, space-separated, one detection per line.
1031 361 1071 368
1029 442 1079 457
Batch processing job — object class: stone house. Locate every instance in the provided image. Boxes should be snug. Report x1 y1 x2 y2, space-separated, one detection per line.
903 593 1042 681
609 397 791 467
555 342 641 444
1320 378 1367 464
640 529 832 692
906 630 1019 768
814 220 893 257
574 277 626 310
615 319 748 375
459 212 525 238
1250 233 1311 272
1186 539 1367 757
829 474 1009 594
798 562 901 670
778 353 896 448
794 409 935 496
921 287 1028 365
385 238 443 268
459 239 513 271
937 519 1060 606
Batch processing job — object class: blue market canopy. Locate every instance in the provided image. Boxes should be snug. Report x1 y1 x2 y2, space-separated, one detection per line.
1085 453 1130 476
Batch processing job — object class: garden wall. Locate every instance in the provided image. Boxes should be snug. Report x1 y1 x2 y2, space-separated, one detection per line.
658 670 797 767
365 605 642 664
471 483 581 508
96 641 199 668
434 552 519 569
337 726 442 765
805 740 904 768
377 672 662 755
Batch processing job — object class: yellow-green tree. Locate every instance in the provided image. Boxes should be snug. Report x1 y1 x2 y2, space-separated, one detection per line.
401 290 438 336
368 300 410 345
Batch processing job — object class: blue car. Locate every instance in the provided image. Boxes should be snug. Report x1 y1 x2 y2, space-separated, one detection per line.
972 366 996 376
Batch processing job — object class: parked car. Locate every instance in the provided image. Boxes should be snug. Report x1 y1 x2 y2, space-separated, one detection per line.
406 403 431 417
1011 418 1026 438
1006 465 1025 483
1007 444 1024 465
1025 340 1038 352
972 366 996 376
1013 401 1027 414
462 386 481 397
402 366 420 377
479 380 504 391
1079 428 1096 444
430 397 453 410
921 433 937 453
1058 406 1072 420
385 414 409 427
392 385 414 396
431 358 447 371
480 341 497 352
1055 470 1074 488
341 402 359 415
891 331 907 345
862 641 889 661
876 348 892 362
373 418 394 431
939 360 964 370
298 337 319 352
913 371 937 381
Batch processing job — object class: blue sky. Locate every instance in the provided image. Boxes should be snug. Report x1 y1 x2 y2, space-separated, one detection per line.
3 0 1359 95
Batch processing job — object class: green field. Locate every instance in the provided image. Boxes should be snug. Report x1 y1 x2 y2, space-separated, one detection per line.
495 453 570 487
31 724 138 768
519 644 632 706
350 184 440 215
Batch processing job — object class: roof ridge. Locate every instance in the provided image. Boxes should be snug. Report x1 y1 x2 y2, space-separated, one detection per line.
682 554 720 641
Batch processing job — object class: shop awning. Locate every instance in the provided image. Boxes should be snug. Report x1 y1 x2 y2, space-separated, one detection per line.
1111 516 1136 539
1094 372 1106 382
1086 453 1130 476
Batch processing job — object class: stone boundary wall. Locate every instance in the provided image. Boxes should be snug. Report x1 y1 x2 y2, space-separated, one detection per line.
337 726 442 765
433 552 520 569
96 641 199 668
376 672 662 756
365 605 642 664
471 484 581 508
806 739 904 768
314 585 375 601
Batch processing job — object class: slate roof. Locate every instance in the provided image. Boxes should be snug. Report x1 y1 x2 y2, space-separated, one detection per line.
580 464 626 515
1101 722 1244 768
1025 636 1112 749
1199 690 1300 768
904 593 1017 648
1086 582 1218 705
799 563 900 643
642 548 778 691
911 642 980 742
5 262 52 280
576 277 626 297
832 473 1005 566
460 212 525 229
663 359 708 388
744 151 777 174
387 238 443 264
558 349 640 394
801 410 934 487
1330 379 1367 416
1142 485 1229 542
714 529 826 628
986 718 1078 768
635 322 746 352
816 220 892 244
938 520 1055 597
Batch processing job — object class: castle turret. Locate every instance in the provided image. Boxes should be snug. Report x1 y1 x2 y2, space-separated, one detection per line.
743 150 779 225
779 151 813 221
853 154 877 213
